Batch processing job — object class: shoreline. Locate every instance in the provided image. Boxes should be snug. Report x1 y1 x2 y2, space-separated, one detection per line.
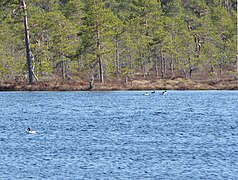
1 78 238 91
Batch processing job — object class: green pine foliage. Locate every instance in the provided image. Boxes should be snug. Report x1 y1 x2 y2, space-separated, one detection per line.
0 0 237 83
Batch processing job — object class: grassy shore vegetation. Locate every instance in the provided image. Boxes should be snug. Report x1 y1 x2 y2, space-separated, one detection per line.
0 0 237 90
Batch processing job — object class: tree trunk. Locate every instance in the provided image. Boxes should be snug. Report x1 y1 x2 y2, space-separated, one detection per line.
219 64 222 77
194 34 201 58
222 0 229 11
96 18 104 83
236 53 238 79
98 55 104 83
188 54 192 78
140 53 146 77
163 55 166 77
153 46 159 76
62 61 65 80
22 0 35 84
160 45 164 78
183 69 188 79
89 74 94 89
115 34 120 75
170 56 175 78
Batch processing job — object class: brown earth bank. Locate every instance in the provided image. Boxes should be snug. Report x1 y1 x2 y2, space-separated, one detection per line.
1 78 238 91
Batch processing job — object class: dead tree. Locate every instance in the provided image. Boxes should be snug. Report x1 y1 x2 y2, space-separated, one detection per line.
21 0 37 84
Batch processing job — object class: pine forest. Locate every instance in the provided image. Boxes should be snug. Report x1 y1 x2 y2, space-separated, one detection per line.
0 0 237 90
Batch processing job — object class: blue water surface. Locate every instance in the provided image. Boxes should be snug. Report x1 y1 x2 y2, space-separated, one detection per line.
0 90 238 179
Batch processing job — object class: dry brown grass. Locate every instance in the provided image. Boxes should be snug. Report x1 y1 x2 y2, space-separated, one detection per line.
0 78 238 91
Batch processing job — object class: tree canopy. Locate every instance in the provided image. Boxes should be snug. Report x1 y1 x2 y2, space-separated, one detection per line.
0 0 237 84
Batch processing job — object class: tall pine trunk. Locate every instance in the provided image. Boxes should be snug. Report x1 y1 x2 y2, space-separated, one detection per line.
96 10 104 83
97 26 104 83
236 54 238 79
170 56 175 78
22 0 34 84
115 34 120 75
153 46 159 76
160 44 165 78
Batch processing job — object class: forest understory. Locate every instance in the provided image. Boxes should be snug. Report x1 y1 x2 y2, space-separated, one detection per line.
1 76 238 91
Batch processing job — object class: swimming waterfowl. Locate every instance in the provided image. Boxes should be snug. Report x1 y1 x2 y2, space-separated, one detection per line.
143 92 150 96
27 128 37 134
161 90 167 95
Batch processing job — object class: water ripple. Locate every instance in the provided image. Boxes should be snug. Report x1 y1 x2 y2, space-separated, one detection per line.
0 91 238 179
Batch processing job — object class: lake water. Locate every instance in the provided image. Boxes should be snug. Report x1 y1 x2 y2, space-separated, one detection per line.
0 91 238 179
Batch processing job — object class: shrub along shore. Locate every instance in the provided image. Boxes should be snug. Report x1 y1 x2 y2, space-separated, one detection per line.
1 78 238 91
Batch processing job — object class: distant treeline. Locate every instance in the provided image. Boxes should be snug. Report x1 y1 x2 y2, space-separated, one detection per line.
0 0 237 83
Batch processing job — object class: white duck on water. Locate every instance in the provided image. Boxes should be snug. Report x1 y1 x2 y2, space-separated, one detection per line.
27 128 37 134
161 90 167 95
143 92 150 96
